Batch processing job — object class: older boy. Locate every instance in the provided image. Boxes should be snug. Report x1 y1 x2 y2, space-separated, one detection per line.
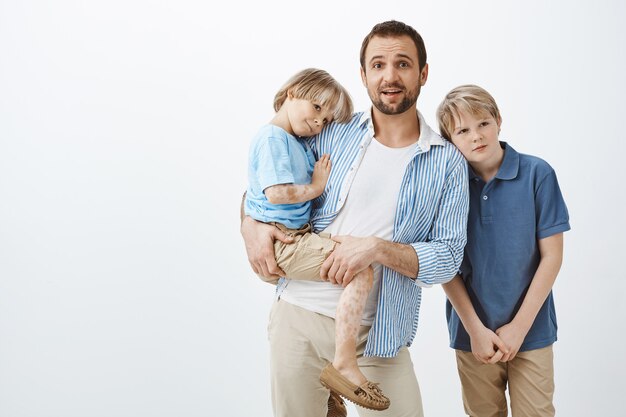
437 84 570 417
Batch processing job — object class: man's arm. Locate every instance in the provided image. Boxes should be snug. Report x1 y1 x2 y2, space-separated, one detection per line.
496 233 564 361
240 193 293 280
320 236 417 286
443 275 508 364
409 156 469 286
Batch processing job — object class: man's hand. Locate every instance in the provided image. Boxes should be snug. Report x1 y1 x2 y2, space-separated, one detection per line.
240 216 293 280
321 235 378 286
495 321 528 362
469 326 509 364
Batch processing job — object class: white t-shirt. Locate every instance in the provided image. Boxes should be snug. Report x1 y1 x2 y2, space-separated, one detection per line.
280 137 418 325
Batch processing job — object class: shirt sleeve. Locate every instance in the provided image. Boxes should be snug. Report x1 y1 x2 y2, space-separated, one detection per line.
410 155 469 287
535 169 571 239
255 136 295 191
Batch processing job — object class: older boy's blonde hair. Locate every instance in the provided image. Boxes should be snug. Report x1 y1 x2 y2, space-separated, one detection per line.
273 68 354 123
437 84 501 140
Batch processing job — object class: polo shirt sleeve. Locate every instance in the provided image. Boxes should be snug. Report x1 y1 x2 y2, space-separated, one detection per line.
411 155 469 287
536 169 571 239
255 136 295 192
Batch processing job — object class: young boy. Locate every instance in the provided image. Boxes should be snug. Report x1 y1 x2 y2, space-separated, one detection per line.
245 68 390 412
437 84 570 417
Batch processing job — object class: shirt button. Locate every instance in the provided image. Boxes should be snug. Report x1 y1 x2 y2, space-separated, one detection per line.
482 195 488 200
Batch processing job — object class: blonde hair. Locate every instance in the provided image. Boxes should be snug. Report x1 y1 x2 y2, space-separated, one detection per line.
273 68 353 123
437 84 501 140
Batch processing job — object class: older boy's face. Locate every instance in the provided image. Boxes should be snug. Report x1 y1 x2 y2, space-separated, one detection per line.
449 110 502 167
360 35 428 115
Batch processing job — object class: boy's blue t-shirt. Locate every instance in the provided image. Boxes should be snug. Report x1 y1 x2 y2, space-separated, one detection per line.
446 142 570 352
245 124 316 229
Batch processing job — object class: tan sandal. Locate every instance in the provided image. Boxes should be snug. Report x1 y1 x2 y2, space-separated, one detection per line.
327 390 347 417
320 364 390 411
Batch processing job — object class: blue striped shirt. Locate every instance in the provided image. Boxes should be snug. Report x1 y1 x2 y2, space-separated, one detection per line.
277 109 469 357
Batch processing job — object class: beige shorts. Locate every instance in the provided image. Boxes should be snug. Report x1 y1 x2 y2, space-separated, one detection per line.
258 223 336 285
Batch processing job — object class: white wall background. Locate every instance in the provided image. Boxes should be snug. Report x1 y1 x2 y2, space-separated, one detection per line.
1 1 624 416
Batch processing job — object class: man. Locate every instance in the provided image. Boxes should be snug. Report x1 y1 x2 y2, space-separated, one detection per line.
241 20 469 417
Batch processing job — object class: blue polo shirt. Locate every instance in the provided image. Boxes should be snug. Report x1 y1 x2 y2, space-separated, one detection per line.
446 142 570 352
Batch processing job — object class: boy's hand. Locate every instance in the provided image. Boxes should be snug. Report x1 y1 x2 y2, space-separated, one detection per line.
469 326 509 364
495 322 528 362
241 216 293 280
311 154 331 195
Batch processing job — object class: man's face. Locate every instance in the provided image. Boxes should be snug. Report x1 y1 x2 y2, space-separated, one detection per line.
360 35 428 115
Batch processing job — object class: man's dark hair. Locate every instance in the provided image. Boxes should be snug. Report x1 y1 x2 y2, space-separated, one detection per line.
360 20 427 72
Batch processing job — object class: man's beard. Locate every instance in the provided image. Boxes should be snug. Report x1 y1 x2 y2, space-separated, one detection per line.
370 83 421 115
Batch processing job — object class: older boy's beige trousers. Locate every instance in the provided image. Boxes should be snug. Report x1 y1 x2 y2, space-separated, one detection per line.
268 299 424 417
455 346 555 417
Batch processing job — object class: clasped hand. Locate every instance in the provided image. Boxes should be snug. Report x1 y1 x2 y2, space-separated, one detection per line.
470 321 527 364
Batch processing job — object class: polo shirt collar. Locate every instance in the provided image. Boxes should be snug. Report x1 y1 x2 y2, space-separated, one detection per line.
467 141 519 181
357 107 447 152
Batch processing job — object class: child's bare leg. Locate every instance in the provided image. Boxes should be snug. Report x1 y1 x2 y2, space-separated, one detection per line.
332 267 373 386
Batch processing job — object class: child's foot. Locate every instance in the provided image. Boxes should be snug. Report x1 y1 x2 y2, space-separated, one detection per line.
332 360 368 387
320 363 390 411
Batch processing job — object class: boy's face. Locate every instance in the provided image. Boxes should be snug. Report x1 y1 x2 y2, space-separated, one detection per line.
285 96 334 137
360 35 428 116
449 110 502 167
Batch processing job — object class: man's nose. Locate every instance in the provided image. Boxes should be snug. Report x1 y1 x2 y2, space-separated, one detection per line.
383 66 399 82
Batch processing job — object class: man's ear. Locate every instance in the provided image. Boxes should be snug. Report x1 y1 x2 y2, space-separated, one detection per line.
420 63 429 86
360 67 367 87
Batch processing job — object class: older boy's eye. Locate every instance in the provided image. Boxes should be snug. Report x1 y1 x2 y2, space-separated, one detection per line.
480 121 489 127
314 104 321 111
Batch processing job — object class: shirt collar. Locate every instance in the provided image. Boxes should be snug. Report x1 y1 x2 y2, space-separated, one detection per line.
358 107 447 152
468 141 519 181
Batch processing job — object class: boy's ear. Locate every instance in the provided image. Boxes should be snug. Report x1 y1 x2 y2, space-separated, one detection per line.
287 89 294 99
497 116 502 129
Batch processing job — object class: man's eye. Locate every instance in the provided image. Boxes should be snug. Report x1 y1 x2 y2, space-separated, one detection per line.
373 63 382 69
399 62 409 68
